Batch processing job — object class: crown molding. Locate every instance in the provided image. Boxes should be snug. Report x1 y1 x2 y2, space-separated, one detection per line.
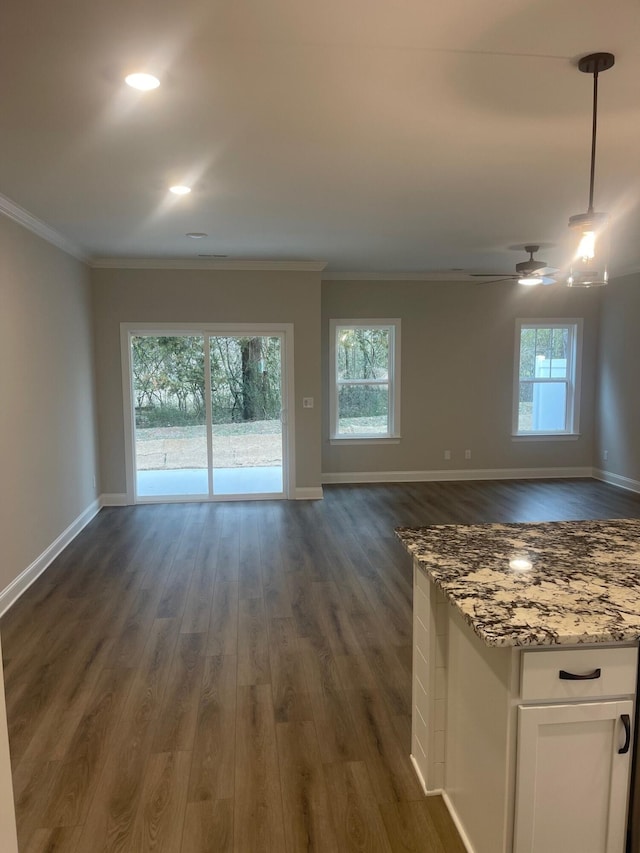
0 192 87 262
90 257 327 271
321 271 473 281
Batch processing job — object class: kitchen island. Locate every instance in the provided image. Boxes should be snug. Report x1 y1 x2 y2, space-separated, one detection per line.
396 519 640 853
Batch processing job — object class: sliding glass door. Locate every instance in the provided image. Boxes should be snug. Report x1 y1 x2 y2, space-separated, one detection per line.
129 329 287 501
133 335 209 497
209 336 283 495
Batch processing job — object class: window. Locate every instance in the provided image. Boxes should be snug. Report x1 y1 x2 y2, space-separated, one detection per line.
513 320 582 437
330 319 401 441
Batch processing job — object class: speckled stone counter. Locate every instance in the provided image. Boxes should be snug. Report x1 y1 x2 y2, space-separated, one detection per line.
396 518 640 647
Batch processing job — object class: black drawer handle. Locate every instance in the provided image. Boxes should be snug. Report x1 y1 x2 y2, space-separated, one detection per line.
558 667 602 681
619 714 631 755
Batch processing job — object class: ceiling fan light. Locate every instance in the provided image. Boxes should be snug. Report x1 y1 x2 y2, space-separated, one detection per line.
518 276 542 286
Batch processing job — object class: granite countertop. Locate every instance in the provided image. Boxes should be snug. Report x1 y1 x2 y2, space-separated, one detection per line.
396 519 640 648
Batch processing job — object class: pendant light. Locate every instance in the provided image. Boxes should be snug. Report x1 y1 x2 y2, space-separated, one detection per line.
567 52 615 288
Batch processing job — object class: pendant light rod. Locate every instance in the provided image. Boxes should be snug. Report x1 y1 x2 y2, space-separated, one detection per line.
587 68 598 213
577 52 615 214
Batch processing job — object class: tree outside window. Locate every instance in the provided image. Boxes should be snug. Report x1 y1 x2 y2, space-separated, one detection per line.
330 320 401 440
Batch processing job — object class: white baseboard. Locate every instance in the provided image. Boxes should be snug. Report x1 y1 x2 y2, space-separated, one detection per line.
592 468 640 494
410 754 430 795
322 466 594 485
0 498 101 618
294 487 324 500
409 756 474 851
441 790 476 853
100 493 128 506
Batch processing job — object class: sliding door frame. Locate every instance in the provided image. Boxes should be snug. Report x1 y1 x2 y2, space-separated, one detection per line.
120 322 295 503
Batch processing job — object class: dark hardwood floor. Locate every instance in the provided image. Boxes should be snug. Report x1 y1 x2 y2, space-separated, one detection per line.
2 478 640 852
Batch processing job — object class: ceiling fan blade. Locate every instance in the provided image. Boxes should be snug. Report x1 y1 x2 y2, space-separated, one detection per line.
474 277 515 284
540 276 557 285
531 265 559 275
470 273 514 277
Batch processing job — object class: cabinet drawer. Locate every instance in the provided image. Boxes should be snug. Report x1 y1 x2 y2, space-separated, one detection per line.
520 646 637 702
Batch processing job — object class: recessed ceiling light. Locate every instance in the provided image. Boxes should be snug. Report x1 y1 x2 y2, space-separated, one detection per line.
186 232 208 239
169 185 191 195
125 72 160 91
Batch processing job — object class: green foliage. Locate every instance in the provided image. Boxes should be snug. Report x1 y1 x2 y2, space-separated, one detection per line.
132 334 282 426
337 328 389 380
338 384 388 418
519 327 569 379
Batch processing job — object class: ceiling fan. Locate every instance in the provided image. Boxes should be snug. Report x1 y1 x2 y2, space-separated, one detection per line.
471 245 558 285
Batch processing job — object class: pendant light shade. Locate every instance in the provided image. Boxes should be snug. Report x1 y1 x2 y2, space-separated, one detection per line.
567 52 614 288
567 210 609 287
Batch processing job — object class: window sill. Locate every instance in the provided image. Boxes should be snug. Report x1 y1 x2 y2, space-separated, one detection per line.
511 433 581 442
330 436 401 446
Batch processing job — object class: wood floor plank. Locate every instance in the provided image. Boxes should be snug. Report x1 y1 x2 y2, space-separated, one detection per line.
344 687 424 805
23 825 82 853
298 638 362 765
129 750 191 852
106 536 181 669
323 760 393 853
181 799 234 853
12 759 61 850
188 654 237 803
152 632 205 753
268 617 313 723
180 525 219 634
156 530 200 620
206 580 239 657
42 666 135 828
234 684 286 853
215 509 240 583
258 505 293 620
276 720 340 852
311 580 362 658
15 685 93 770
423 796 469 852
237 507 262 600
237 597 270 686
72 620 180 850
379 799 450 853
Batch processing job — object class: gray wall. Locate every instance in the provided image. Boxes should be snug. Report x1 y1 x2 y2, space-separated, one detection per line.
322 280 601 477
91 268 322 495
0 216 98 593
595 272 640 483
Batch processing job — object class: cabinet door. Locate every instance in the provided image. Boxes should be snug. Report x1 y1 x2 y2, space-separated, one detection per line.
514 700 633 853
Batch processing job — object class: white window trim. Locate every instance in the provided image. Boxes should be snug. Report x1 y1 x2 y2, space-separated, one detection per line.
329 318 401 442
512 318 583 438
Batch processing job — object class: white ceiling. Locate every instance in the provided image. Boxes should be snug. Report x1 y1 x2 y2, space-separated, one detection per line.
1 0 639 275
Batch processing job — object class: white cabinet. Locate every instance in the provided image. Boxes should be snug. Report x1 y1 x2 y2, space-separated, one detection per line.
410 559 638 853
514 700 633 853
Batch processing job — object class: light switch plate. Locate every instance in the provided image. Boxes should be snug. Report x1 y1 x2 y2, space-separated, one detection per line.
303 397 314 409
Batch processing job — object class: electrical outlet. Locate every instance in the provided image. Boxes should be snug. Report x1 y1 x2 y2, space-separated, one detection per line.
444 450 451 461
302 397 314 409
465 449 471 460
603 450 608 461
